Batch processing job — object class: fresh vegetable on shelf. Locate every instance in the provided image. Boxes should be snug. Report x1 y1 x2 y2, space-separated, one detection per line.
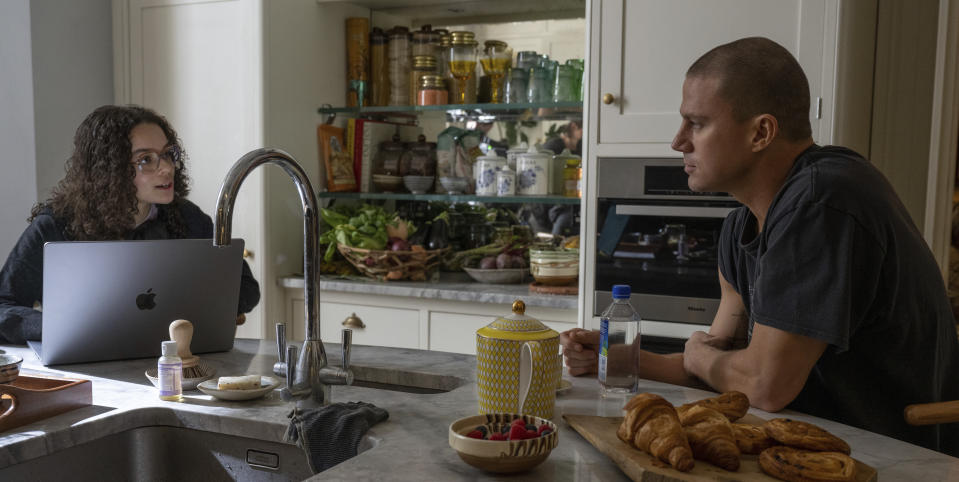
319 204 416 261
427 211 450 251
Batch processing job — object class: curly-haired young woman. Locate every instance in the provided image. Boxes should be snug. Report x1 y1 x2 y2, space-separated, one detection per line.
0 105 260 344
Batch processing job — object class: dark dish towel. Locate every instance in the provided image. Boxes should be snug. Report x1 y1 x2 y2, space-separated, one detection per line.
285 401 389 473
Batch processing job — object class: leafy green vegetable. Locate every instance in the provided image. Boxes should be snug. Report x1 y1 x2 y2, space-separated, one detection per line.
320 203 413 261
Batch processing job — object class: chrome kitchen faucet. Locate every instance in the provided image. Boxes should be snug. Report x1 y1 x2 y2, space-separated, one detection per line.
213 148 352 408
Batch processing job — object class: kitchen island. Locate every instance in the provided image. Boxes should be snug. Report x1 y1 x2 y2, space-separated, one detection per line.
0 339 955 480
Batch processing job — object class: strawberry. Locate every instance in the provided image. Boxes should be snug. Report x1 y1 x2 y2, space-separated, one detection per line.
511 417 526 427
508 424 528 440
526 429 538 438
489 432 507 441
537 424 552 435
466 430 484 439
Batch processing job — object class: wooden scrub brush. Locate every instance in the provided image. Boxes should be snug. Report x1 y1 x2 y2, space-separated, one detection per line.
169 319 215 379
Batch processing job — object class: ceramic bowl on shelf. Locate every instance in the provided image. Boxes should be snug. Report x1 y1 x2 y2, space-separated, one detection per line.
463 267 527 284
439 176 470 194
449 413 558 474
403 175 434 194
373 174 403 193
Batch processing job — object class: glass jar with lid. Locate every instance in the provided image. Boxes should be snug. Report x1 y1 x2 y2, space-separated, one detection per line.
399 134 437 177
416 74 448 106
369 27 389 106
387 26 411 106
409 55 437 106
373 134 406 176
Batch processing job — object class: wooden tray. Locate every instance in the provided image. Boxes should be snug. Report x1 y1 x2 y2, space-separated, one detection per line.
0 375 92 433
563 413 877 482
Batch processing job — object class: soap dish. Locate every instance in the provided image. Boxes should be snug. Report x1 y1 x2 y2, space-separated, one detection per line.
145 362 216 391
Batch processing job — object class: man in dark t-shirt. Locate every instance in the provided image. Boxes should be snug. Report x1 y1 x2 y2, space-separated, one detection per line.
561 37 959 455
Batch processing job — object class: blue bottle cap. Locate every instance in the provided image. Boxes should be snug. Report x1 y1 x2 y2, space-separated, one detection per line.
612 284 631 299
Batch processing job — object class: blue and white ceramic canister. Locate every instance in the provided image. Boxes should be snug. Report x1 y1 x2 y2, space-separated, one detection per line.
474 153 504 196
497 165 515 196
516 145 550 195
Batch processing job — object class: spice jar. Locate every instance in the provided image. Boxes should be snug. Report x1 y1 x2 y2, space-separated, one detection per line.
345 17 370 107
416 74 448 106
409 55 437 106
411 26 439 58
369 27 389 106
561 151 582 198
387 26 411 106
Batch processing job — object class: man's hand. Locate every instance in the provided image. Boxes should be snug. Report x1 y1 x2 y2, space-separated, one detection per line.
236 313 246 326
683 330 722 375
560 328 600 376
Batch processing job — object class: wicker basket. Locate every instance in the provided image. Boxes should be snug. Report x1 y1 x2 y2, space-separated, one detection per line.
337 244 447 281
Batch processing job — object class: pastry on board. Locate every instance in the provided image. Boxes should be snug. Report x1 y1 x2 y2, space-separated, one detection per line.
617 393 695 472
759 445 857 482
678 405 741 471
763 418 851 454
731 422 778 454
677 390 750 422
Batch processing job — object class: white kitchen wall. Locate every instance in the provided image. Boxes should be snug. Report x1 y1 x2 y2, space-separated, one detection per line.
0 0 38 258
0 0 113 259
30 0 114 202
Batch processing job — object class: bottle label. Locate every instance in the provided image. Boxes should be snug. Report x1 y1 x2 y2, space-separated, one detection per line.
158 362 182 397
599 318 609 383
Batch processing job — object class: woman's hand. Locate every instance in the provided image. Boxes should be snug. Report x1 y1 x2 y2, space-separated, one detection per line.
560 328 600 376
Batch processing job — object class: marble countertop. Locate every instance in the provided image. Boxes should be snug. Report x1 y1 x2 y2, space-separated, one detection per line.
281 273 578 310
0 339 956 480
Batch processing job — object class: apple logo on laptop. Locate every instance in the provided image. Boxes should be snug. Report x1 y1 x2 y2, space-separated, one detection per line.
136 288 157 310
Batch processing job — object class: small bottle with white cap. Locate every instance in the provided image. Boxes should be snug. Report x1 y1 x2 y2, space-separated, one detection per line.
158 340 182 401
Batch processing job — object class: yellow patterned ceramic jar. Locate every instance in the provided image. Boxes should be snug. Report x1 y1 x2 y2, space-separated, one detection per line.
476 300 560 419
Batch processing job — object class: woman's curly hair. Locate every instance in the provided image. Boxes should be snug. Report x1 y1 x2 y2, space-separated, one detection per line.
30 105 191 240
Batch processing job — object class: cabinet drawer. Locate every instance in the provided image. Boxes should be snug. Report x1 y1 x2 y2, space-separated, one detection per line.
307 301 420 349
429 312 575 355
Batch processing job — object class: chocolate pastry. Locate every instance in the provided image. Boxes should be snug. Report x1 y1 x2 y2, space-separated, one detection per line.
677 391 750 422
618 393 695 472
678 405 741 471
731 422 778 454
763 418 851 454
759 446 857 482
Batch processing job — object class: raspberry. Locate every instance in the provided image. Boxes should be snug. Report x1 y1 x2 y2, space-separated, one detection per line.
489 432 506 441
466 430 484 439
537 424 552 435
526 429 537 438
508 424 528 440
511 418 526 427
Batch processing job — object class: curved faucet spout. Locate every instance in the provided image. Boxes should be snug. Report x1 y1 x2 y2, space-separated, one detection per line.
213 148 319 341
213 149 352 408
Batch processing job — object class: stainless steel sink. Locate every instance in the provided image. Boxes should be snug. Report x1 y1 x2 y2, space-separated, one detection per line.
0 424 372 481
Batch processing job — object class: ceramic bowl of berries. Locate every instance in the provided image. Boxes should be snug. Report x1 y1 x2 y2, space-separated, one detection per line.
448 413 558 474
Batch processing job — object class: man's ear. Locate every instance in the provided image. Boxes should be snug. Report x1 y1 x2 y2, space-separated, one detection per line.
751 114 778 152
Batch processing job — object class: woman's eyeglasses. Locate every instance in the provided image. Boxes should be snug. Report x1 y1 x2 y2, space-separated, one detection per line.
133 146 182 173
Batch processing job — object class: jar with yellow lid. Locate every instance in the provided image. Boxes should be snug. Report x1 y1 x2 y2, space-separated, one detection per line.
449 31 478 104
416 74 448 106
408 55 437 106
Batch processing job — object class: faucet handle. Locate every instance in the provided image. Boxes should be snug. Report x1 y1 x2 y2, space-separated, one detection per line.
276 323 287 363
286 344 298 389
341 328 352 370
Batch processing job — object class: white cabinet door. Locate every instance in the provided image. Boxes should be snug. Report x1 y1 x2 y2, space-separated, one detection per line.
595 0 827 148
319 301 421 349
122 0 266 337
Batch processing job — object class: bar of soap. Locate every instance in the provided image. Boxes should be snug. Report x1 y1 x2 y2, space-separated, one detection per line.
217 375 261 390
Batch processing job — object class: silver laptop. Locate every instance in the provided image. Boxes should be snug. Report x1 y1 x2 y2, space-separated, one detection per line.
29 238 245 365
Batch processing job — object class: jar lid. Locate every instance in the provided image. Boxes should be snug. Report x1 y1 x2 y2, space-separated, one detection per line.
419 74 446 89
388 26 409 36
507 142 529 154
412 55 437 68
484 40 508 49
518 144 550 160
450 31 476 45
477 300 558 340
553 148 581 163
370 27 388 44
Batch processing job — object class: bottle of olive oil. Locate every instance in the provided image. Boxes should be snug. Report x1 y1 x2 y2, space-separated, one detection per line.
158 340 182 401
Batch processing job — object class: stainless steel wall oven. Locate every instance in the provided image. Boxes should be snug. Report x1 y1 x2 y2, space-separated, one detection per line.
593 158 739 343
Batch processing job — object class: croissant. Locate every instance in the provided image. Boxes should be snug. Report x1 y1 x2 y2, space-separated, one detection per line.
731 422 777 454
677 391 750 422
678 405 741 471
759 446 857 482
763 418 851 454
617 393 695 472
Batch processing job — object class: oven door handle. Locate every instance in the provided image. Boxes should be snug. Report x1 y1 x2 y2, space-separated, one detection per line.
615 205 736 218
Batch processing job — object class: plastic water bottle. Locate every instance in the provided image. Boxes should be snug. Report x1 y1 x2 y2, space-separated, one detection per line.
599 284 641 396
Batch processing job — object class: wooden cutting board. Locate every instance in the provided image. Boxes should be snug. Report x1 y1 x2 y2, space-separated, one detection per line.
563 414 877 482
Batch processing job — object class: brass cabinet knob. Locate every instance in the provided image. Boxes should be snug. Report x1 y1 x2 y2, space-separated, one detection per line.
242 248 254 259
602 93 615 105
341 312 366 329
